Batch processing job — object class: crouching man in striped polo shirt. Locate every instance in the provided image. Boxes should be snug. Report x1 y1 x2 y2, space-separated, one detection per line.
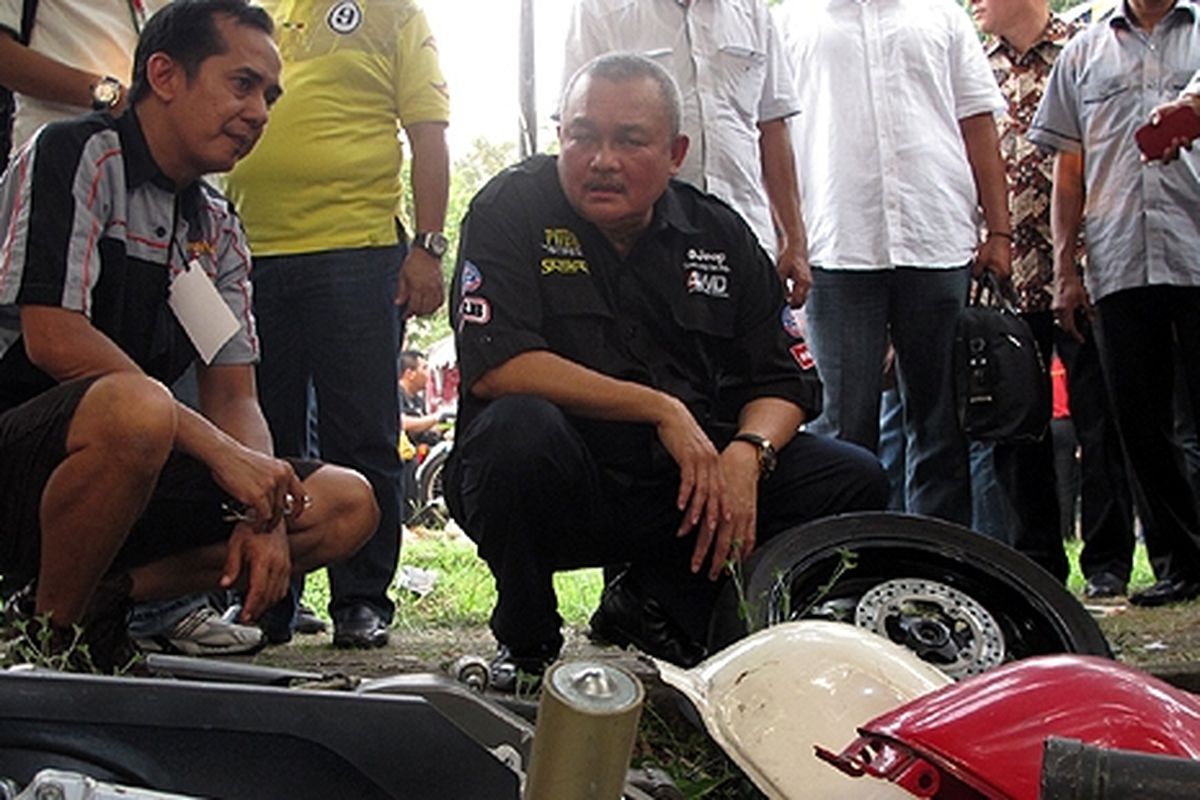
0 0 377 671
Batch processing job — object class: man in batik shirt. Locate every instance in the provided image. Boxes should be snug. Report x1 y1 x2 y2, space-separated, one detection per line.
974 0 1136 597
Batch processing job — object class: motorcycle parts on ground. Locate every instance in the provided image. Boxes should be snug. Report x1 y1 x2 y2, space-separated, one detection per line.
659 620 951 799
817 654 1200 799
708 513 1110 680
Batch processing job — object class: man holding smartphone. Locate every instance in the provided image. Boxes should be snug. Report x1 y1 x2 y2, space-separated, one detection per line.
1030 0 1200 606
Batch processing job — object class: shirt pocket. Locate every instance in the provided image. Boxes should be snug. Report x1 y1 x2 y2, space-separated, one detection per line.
670 291 737 341
540 278 614 366
715 43 768 117
1079 73 1136 143
1080 73 1133 105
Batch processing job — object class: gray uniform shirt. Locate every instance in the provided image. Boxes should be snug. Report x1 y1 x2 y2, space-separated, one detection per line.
1028 1 1200 303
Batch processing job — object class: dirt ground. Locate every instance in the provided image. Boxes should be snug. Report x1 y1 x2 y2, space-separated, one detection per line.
251 596 1200 691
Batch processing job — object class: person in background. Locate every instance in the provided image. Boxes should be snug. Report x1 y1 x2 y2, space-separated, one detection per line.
776 0 1012 525
562 0 811 307
1030 0 1200 606
223 0 450 648
398 349 449 522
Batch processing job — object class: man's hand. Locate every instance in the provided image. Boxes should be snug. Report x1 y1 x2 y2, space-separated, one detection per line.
1052 270 1092 343
210 444 307 533
654 398 726 546
220 523 292 622
395 247 445 317
1148 95 1200 163
776 241 813 308
974 234 1012 280
690 443 760 580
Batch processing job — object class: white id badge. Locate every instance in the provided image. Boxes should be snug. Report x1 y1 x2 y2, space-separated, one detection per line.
168 260 239 364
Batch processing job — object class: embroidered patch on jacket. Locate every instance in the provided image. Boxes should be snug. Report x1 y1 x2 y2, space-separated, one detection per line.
781 307 804 339
541 227 589 275
459 296 491 325
461 261 483 294
790 341 816 370
683 247 731 298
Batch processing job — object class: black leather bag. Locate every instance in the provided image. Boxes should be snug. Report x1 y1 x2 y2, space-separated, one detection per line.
953 271 1050 443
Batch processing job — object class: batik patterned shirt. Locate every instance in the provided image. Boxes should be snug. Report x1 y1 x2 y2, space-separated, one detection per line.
986 14 1080 313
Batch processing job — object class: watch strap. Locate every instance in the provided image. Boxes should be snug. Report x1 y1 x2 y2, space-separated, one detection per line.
731 432 777 479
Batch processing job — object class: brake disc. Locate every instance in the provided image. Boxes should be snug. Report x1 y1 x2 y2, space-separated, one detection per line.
854 578 1006 679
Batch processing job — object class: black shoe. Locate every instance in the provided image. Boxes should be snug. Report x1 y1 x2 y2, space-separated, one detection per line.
1129 578 1200 608
588 573 706 667
1084 572 1127 599
331 605 390 648
489 642 558 694
295 605 328 635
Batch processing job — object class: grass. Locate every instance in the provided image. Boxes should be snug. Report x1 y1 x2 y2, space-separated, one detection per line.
299 529 1158 629
300 530 603 629
1065 536 1156 593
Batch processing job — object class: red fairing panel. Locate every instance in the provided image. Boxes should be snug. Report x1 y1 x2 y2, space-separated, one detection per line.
817 655 1200 799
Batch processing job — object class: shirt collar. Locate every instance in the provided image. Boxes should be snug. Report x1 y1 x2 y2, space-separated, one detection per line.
986 14 1074 60
116 108 192 195
652 181 702 237
1112 0 1197 30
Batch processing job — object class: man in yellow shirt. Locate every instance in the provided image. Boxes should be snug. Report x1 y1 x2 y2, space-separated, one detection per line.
224 0 449 647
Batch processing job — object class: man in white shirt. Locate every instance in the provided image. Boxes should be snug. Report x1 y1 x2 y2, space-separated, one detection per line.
0 1 170 154
563 0 811 306
778 0 1011 524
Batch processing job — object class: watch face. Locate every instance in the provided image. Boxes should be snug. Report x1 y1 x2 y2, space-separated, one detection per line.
92 79 121 109
418 232 448 257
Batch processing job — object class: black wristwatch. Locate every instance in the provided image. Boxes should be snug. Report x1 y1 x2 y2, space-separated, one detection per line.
732 432 777 479
413 231 449 259
90 76 122 111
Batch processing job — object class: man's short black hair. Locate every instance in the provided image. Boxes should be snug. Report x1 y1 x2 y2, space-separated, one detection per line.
560 53 683 139
399 350 428 374
129 0 274 103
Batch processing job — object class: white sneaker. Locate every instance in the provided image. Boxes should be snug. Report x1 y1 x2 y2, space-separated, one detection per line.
135 606 264 656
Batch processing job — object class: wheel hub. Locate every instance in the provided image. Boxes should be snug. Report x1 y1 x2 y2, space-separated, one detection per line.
854 578 1006 679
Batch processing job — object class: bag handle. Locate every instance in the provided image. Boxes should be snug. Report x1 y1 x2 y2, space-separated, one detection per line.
968 267 1020 314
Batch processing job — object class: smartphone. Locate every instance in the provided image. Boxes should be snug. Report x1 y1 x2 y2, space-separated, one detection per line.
1135 104 1200 161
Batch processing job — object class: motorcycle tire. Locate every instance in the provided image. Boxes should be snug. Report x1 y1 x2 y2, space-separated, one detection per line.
707 512 1111 679
417 444 450 508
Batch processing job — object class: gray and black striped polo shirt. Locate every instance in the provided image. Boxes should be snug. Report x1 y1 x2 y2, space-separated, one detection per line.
0 109 258 412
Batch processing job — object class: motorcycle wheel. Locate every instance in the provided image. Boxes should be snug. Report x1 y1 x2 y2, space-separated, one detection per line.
708 512 1111 679
417 445 450 508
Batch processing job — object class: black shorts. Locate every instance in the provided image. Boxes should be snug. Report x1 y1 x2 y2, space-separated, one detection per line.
0 378 322 583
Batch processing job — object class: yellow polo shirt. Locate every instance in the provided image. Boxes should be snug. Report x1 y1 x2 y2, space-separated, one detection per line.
224 0 450 255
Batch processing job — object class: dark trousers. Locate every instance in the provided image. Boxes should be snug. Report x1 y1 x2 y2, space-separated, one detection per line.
1055 323 1136 582
445 395 888 651
1094 285 1200 582
252 246 404 621
991 311 1069 581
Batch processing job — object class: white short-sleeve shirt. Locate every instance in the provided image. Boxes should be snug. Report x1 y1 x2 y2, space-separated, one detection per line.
777 0 1006 270
0 0 170 152
563 0 801 256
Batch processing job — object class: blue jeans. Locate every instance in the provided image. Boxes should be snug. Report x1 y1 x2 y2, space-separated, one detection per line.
806 266 972 524
878 388 907 512
252 245 404 623
127 594 207 638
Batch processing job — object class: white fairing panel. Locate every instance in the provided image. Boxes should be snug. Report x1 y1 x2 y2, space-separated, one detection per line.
657 621 951 799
